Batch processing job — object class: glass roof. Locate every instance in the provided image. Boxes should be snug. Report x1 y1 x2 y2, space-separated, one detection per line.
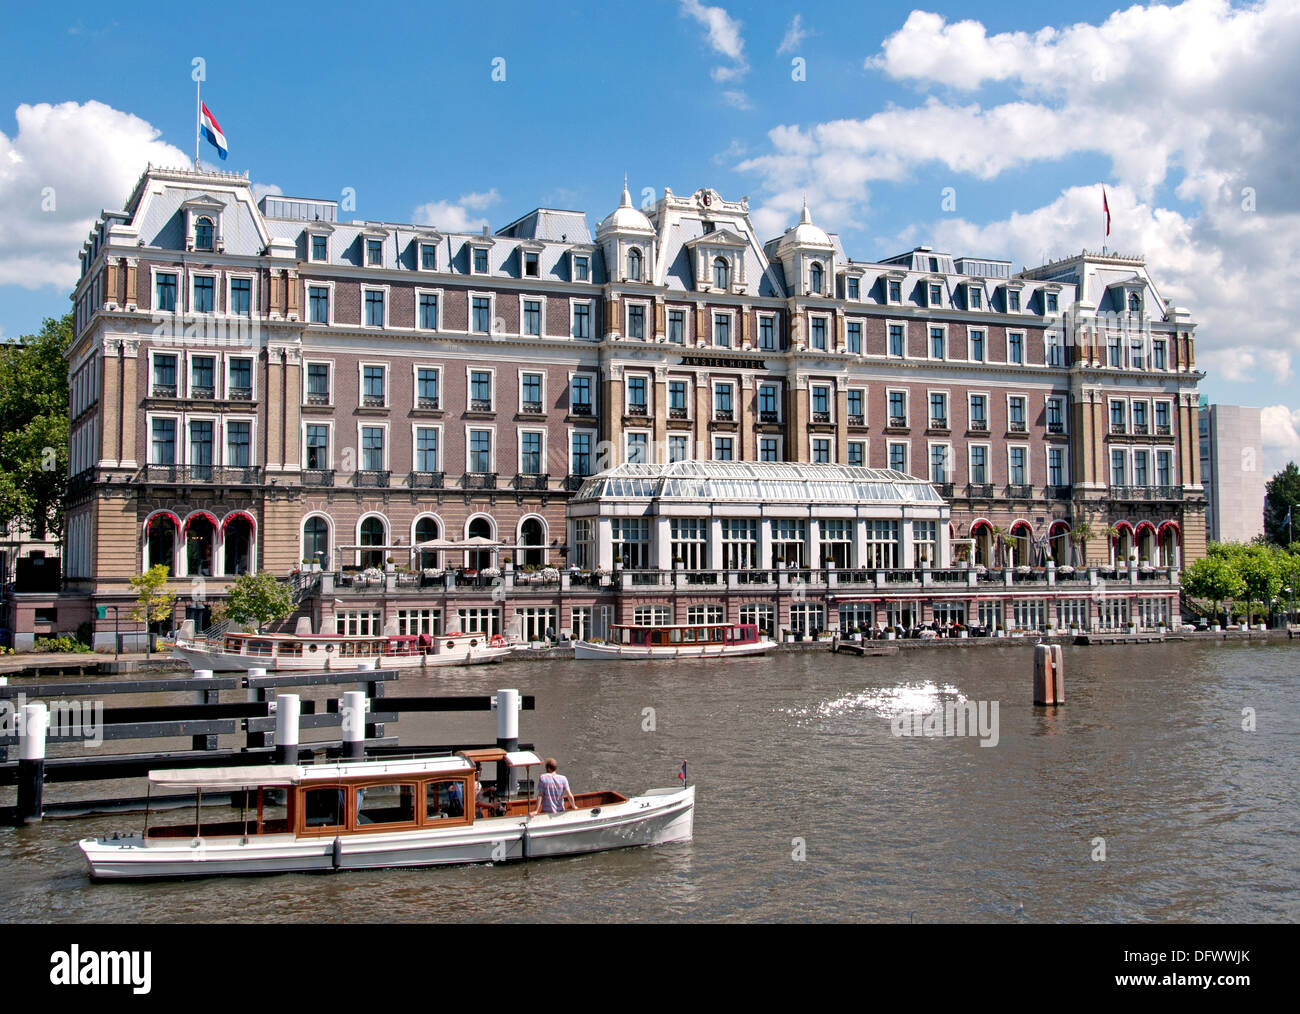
572 461 945 506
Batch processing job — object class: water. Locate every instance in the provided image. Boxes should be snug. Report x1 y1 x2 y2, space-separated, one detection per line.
2 641 1297 922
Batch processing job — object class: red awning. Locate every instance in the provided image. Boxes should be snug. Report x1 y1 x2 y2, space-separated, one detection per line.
143 510 181 534
222 510 257 530
184 510 220 530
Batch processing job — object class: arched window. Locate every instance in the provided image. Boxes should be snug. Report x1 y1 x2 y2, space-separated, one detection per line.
194 217 214 252
626 247 642 282
415 516 440 571
713 257 730 289
809 261 823 295
519 517 545 568
467 517 494 571
146 515 177 573
304 516 329 567
360 517 386 570
223 516 254 576
1128 291 1142 313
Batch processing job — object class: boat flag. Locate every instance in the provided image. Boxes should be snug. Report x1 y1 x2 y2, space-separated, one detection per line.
200 102 228 160
1103 187 1111 238
678 761 687 784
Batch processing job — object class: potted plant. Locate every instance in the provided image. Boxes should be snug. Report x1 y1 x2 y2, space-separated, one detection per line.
385 556 396 574
994 624 1005 638
956 623 968 639
885 626 897 641
613 556 624 571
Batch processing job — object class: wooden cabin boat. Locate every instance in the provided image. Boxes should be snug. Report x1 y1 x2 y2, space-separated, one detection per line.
79 751 694 879
573 622 774 660
171 630 513 672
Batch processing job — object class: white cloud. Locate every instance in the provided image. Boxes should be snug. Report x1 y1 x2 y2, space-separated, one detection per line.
411 189 501 233
679 0 748 82
251 182 282 204
734 0 1300 391
0 100 190 290
1262 404 1300 475
778 14 811 54
722 90 753 110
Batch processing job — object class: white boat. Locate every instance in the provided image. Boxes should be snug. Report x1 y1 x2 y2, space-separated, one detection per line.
574 622 775 660
171 630 513 672
79 751 694 879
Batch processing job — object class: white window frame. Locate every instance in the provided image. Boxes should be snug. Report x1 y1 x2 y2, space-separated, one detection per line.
568 370 597 415
1004 284 1024 313
221 415 258 467
669 376 694 420
468 290 495 335
927 440 953 484
356 421 390 473
465 424 497 474
1006 330 1026 365
363 235 387 269
146 411 182 465
184 412 220 467
927 388 950 428
466 365 497 412
846 438 867 467
885 319 908 359
190 272 219 315
926 280 945 309
966 283 984 310
149 266 181 314
1005 393 1028 433
967 391 990 431
570 252 591 282
968 442 992 485
301 419 335 470
885 275 905 306
1109 398 1128 432
755 311 778 351
927 323 948 361
713 434 737 462
712 379 736 421
886 387 909 427
667 306 692 345
361 285 390 328
624 298 651 341
224 354 256 401
469 243 492 275
518 293 546 338
417 241 438 272
358 362 390 408
415 287 443 331
808 312 831 352
1045 445 1070 487
625 372 652 417
1045 394 1067 434
187 350 220 399
711 309 735 348
306 280 334 326
570 298 595 340
846 386 868 425
412 364 442 409
517 427 547 475
966 326 986 363
308 232 330 263
518 369 547 414
887 439 909 474
844 316 865 355
1007 443 1031 486
809 435 834 464
303 359 335 406
809 381 834 422
568 426 597 474
624 428 651 464
225 272 256 319
758 434 783 461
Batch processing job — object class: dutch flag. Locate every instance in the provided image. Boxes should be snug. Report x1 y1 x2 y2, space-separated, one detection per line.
200 102 228 160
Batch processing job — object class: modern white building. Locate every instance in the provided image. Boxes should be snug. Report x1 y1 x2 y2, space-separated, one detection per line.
1198 403 1264 543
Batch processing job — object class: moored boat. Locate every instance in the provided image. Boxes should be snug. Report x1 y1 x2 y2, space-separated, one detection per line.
79 751 694 879
171 630 513 671
573 622 774 660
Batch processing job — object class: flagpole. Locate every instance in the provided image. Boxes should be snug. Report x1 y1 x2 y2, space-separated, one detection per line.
195 78 201 169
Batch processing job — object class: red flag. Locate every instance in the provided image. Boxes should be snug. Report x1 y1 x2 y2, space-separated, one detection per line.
1103 188 1111 237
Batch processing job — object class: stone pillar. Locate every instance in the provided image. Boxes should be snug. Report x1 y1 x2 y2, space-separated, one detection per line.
854 518 868 569
101 338 122 465
124 258 139 307
266 349 284 469
740 374 756 461
120 340 139 467
602 369 623 458
835 378 848 462
596 517 614 571
653 366 667 456
900 519 915 569
792 383 809 462
759 517 773 571
709 517 723 571
807 518 820 569
655 516 672 570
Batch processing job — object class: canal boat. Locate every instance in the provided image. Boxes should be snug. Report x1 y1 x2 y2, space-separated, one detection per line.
79 751 694 879
171 630 513 671
573 622 774 660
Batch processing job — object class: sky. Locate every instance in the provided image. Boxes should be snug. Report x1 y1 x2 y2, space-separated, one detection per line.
1 0 1297 473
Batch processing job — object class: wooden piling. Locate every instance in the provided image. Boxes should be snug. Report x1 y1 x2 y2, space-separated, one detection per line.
1033 644 1065 706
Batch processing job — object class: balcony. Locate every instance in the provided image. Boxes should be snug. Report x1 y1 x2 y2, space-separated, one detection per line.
228 386 253 402
965 483 994 498
928 417 948 431
570 403 593 417
759 410 779 424
151 384 177 399
1110 422 1127 434
302 468 335 486
144 465 262 484
715 409 735 422
461 472 498 490
1133 423 1149 435
1006 483 1033 499
564 473 588 491
1156 423 1172 436
669 407 689 420
354 470 390 488
512 473 549 491
520 401 543 415
811 411 831 423
848 415 865 426
1045 484 1072 500
935 482 954 497
627 404 648 417
190 385 216 400
1047 421 1064 434
362 394 386 408
408 470 444 489
306 391 330 406
470 399 493 413
1008 420 1027 433
888 416 908 429
416 396 440 410
969 419 989 433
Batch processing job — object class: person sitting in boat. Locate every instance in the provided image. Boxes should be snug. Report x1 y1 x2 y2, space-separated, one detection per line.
532 758 576 815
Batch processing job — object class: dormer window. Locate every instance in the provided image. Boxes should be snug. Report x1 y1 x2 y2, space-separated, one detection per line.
1128 291 1142 313
809 261 824 295
1045 292 1059 313
713 257 730 289
887 279 902 303
572 254 590 282
420 243 437 270
968 286 981 310
472 247 489 274
846 276 860 300
1006 287 1021 312
929 283 943 307
366 239 383 267
523 251 539 277
311 235 328 262
194 218 214 252
627 247 643 282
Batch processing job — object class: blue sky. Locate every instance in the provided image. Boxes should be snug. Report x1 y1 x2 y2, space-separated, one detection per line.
2 0 1297 468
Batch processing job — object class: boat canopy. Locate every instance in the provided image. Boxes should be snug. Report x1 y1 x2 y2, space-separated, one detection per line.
457 748 543 768
147 765 303 790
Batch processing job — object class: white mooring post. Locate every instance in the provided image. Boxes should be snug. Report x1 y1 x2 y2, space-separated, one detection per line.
246 667 267 703
494 688 521 798
17 702 49 824
342 690 367 760
1033 644 1065 706
275 693 301 765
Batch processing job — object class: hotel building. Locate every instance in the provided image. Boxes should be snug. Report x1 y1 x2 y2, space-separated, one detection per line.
24 166 1203 646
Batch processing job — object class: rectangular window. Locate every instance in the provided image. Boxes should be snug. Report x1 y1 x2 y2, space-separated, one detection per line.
1155 401 1170 433
361 427 384 471
1046 292 1059 313
1156 450 1172 487
228 358 252 399
572 256 589 281
847 277 860 300
1047 398 1063 432
714 436 734 461
810 317 827 350
571 375 593 415
571 431 592 475
758 384 778 420
516 373 541 415
307 363 330 404
472 296 491 333
311 235 327 261
472 248 488 273
929 283 943 306
758 315 775 350
812 438 831 464
669 434 689 462
713 314 731 347
888 391 907 426
156 273 177 312
929 327 945 359
970 394 987 428
1134 450 1149 486
968 287 982 309
847 389 864 424
888 279 901 303
416 368 439 409
888 324 905 357
760 437 779 461
1047 334 1065 367
153 354 177 396
1153 341 1167 370
969 330 984 362
846 321 862 354
520 432 542 474
1009 446 1026 485
668 310 685 344
1008 396 1026 431
1007 289 1021 311
1008 333 1024 364
1110 400 1126 432
364 290 384 326
469 430 492 473
191 356 215 397
419 293 438 330
929 392 947 428
889 442 907 473
970 445 987 484
305 424 329 469
230 278 251 316
1132 401 1148 433
1111 449 1126 486
847 441 865 466
930 445 948 484
420 243 436 270
366 239 383 266
627 376 648 414
151 418 175 464
1048 448 1064 487
628 304 645 339
627 432 649 463
714 384 734 419
669 380 688 416
470 371 492 410
363 366 385 406
572 302 591 339
523 251 539 277
811 386 830 419
189 420 214 471
309 286 329 323
193 276 215 313
227 421 251 466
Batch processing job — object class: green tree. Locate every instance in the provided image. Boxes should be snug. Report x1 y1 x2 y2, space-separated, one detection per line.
129 563 177 656
222 571 293 633
1070 519 1094 566
0 313 73 539
1264 461 1299 546
1236 544 1284 624
1182 552 1244 625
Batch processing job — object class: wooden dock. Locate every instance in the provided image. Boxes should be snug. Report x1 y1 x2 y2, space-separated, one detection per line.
831 637 899 657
